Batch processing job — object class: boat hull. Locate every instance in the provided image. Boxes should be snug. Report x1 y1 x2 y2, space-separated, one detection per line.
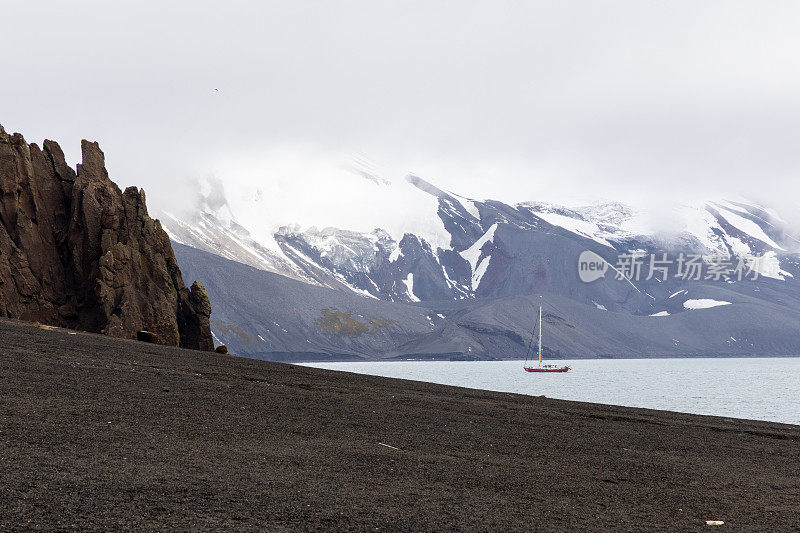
524 366 571 373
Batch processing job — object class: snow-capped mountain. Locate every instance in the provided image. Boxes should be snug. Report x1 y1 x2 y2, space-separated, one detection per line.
162 171 799 302
161 170 800 359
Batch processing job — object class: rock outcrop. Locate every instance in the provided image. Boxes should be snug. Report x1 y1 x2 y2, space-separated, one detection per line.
0 124 214 350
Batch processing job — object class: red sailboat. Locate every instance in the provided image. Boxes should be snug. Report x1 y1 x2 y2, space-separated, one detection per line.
524 305 571 373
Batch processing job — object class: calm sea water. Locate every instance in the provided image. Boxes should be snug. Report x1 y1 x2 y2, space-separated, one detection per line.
303 358 800 426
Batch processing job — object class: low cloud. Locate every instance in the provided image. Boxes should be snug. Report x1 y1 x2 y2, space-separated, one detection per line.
3 1 800 222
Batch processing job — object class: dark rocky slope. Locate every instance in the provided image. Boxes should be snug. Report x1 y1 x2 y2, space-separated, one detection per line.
0 125 213 350
1 317 797 530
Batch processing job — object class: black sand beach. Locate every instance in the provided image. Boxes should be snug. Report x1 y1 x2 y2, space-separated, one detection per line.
1 318 798 531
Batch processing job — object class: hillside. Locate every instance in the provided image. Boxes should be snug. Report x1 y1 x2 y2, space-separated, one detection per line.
1 317 798 530
162 172 800 306
164 172 800 360
174 242 800 359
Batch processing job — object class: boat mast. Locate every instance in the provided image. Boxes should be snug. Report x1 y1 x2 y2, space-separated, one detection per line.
538 305 542 366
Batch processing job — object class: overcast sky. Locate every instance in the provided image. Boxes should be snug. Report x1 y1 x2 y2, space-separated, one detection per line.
4 1 800 216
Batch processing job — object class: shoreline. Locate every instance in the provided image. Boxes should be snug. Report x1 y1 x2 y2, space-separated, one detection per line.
255 352 800 363
2 318 799 530
303 358 800 427
304 353 800 362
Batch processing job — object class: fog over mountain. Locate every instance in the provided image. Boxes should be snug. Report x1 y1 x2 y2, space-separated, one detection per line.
163 170 800 359
4 1 800 222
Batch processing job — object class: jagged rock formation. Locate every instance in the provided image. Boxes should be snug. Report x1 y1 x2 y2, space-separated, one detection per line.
0 124 213 350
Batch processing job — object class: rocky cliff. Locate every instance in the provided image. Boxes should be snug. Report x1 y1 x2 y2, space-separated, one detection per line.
0 124 213 350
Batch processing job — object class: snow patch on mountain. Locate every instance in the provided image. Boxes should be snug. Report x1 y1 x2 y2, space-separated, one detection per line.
161 211 314 284
714 204 784 250
462 224 497 271
402 273 419 302
462 223 497 289
472 256 491 287
724 235 753 257
530 209 614 248
677 205 727 253
750 251 792 280
451 193 481 220
200 158 454 253
684 299 731 310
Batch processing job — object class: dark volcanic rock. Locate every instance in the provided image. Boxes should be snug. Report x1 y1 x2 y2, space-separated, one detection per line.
2 317 798 531
0 125 213 350
179 281 214 351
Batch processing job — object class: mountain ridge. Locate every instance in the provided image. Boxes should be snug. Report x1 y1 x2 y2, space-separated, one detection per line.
162 170 800 359
174 242 800 360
